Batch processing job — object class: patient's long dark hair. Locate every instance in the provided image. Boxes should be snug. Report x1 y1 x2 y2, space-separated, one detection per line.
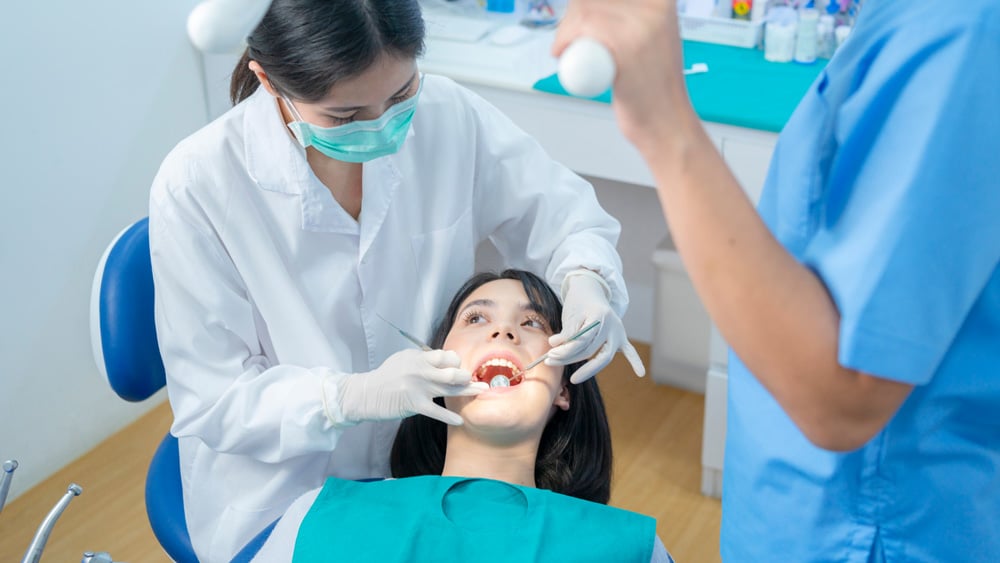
390 270 613 505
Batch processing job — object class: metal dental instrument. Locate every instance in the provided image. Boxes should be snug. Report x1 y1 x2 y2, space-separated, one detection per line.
376 313 432 352
1 459 18 514
22 483 83 563
489 375 511 388
494 320 603 387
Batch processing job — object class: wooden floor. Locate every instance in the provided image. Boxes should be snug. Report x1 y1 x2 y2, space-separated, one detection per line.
0 343 721 562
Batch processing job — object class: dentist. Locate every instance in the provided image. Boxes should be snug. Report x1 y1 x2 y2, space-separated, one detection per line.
554 0 1000 561
150 0 643 560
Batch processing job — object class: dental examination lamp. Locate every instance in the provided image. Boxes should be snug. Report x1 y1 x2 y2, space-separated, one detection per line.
187 0 273 53
186 0 617 97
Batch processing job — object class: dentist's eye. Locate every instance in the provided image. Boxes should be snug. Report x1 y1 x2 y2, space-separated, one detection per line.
388 92 412 105
327 114 355 125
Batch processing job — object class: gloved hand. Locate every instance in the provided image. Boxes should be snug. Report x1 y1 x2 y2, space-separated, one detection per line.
546 270 646 383
337 349 487 426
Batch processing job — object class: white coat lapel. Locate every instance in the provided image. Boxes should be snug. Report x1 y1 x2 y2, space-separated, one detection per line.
358 158 401 260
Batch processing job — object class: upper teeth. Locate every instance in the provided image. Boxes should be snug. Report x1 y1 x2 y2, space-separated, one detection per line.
482 358 517 370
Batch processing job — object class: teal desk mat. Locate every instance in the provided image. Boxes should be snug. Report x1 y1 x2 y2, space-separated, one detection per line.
533 41 826 133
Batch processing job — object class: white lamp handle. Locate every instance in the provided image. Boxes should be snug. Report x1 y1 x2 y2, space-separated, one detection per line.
187 0 273 53
557 37 617 98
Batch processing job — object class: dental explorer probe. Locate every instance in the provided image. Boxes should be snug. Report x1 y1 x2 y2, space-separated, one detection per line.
490 320 603 388
376 313 432 351
22 483 83 563
1 459 18 513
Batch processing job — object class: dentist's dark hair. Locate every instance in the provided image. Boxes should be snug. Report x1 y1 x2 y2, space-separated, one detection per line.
230 0 426 104
390 269 614 505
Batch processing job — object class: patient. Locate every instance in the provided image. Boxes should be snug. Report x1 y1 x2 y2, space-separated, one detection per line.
252 270 672 562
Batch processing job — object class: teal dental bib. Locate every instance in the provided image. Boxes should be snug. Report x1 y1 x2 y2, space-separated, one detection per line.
292 476 655 562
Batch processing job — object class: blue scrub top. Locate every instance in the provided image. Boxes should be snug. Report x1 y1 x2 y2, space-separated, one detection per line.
722 1 1000 561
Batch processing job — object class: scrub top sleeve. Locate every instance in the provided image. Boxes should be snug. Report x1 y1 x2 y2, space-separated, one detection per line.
461 90 628 316
802 21 1000 385
149 191 346 463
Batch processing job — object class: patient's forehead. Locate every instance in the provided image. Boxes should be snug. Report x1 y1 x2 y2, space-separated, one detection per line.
456 279 530 313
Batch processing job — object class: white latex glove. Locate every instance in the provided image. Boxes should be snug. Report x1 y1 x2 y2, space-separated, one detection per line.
546 270 646 383
338 349 487 426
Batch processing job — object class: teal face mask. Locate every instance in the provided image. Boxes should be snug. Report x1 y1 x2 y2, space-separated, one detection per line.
283 78 422 163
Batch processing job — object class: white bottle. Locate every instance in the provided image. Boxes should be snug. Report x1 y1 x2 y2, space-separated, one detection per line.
764 6 797 63
835 24 853 49
794 8 819 64
817 14 836 58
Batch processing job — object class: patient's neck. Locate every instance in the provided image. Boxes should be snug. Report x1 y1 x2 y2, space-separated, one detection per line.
441 431 539 489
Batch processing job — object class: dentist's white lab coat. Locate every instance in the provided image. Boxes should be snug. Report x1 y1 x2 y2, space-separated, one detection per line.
149 74 626 562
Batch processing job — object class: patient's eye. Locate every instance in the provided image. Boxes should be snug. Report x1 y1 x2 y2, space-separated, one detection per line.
523 314 549 332
461 309 487 325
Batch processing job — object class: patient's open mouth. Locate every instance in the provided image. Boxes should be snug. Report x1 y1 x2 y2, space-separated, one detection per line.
473 357 524 387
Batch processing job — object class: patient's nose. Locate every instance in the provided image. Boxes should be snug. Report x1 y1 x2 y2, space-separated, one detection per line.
491 324 519 343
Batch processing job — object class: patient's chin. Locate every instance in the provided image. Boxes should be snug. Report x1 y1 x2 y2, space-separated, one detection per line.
458 401 547 438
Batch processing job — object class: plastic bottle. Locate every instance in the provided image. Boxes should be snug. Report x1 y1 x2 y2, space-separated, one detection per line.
816 14 836 58
794 8 819 63
764 6 797 63
835 24 852 48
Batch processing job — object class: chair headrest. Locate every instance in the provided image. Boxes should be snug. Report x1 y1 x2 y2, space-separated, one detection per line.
90 218 166 401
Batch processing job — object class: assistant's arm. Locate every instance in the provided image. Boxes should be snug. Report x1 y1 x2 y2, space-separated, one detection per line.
553 0 913 451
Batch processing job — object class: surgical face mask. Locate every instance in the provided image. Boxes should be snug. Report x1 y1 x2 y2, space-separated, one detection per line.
282 77 423 163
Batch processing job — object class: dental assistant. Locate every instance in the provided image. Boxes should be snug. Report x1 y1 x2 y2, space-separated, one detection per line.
149 1 642 561
555 0 1000 561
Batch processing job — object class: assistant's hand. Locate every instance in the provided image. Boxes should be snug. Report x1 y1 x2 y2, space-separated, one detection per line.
338 349 487 426
546 271 646 383
552 0 696 154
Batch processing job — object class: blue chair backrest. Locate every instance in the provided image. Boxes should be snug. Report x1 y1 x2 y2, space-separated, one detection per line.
92 218 166 401
90 217 281 562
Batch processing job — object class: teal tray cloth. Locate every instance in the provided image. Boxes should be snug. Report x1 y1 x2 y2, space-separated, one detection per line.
533 40 827 133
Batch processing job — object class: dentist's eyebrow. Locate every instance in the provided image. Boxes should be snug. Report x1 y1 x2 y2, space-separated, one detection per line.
321 72 417 113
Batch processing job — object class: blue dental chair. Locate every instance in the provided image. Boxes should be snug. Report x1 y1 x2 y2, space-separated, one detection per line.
90 218 275 563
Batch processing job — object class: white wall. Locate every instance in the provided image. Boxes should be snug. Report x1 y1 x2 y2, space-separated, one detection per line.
0 1 205 502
